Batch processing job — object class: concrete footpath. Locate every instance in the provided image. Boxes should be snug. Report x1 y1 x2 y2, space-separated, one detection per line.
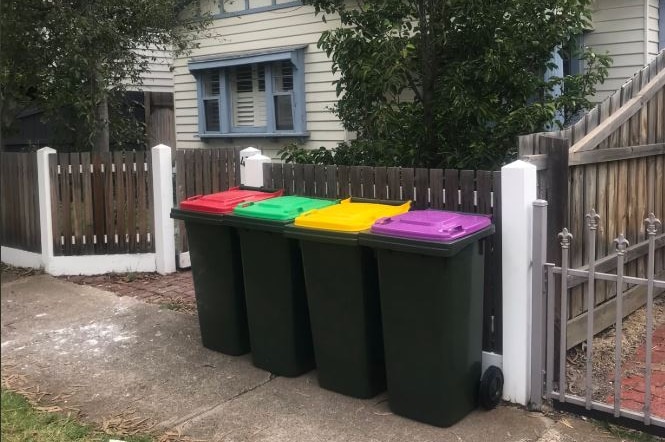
1 274 622 442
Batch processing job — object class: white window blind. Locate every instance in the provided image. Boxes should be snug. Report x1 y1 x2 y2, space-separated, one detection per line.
230 64 267 128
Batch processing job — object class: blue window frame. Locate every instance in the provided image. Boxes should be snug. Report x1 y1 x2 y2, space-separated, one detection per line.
189 46 307 138
218 0 301 18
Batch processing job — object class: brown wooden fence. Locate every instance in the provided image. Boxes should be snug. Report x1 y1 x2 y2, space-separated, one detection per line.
263 162 503 352
174 147 242 255
520 50 665 343
50 152 154 255
0 152 41 253
263 163 499 209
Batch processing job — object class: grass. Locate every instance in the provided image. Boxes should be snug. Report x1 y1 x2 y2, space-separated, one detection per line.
597 420 663 442
124 272 138 283
1 389 153 442
158 298 195 314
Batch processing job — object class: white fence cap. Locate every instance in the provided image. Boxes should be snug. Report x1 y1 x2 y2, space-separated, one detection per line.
240 147 261 156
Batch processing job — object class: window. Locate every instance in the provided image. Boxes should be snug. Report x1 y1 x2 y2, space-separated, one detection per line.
562 34 585 77
219 0 301 17
189 47 307 138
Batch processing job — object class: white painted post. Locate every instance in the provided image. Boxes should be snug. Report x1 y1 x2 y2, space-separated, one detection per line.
501 160 538 405
37 147 56 270
151 144 176 274
244 154 271 188
239 147 260 184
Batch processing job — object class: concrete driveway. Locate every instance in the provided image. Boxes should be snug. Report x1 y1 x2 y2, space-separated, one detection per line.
1 273 620 441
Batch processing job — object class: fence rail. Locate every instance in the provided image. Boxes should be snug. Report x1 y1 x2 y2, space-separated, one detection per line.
519 51 665 158
0 152 41 253
49 151 154 256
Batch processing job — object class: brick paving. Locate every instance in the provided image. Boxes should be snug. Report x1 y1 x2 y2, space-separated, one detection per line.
58 269 197 312
606 322 665 419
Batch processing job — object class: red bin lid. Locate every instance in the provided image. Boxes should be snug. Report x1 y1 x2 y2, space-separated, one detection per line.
179 186 284 214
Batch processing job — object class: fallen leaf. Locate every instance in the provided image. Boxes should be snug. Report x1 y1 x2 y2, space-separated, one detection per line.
560 418 574 429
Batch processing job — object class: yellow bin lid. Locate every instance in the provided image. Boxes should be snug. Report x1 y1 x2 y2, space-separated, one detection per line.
293 198 411 232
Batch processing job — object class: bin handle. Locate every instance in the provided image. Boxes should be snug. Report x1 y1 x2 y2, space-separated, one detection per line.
298 208 318 217
238 201 255 208
375 217 392 225
185 194 203 201
438 224 464 233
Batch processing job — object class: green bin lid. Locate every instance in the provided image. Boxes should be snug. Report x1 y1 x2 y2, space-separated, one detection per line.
232 195 339 222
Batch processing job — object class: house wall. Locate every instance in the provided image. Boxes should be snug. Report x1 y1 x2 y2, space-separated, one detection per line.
660 0 665 48
173 5 345 158
127 47 175 94
648 0 661 54
587 0 661 102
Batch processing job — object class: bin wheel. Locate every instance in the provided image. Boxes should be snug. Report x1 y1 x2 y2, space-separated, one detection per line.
479 365 503 410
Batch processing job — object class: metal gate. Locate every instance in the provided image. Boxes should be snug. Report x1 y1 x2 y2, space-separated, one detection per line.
531 203 665 432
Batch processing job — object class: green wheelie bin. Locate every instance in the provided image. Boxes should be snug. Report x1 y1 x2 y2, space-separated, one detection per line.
359 209 495 427
223 195 339 377
285 198 411 398
170 186 282 355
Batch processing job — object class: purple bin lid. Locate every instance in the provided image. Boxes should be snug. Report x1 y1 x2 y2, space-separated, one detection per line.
370 209 492 242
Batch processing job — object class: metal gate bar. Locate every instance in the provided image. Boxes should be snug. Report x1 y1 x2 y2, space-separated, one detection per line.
614 234 628 418
536 204 665 430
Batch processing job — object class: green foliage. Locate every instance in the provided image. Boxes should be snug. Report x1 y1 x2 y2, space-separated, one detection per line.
279 141 417 166
302 0 611 169
1 389 153 442
279 144 335 164
0 0 211 151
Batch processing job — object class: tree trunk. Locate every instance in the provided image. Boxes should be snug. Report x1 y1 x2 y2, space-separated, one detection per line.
419 0 436 167
92 67 109 152
93 93 110 152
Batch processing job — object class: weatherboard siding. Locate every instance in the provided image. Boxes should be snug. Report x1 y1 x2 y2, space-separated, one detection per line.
587 0 661 102
173 5 345 157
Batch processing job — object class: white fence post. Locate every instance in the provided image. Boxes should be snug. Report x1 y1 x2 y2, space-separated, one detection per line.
152 144 176 274
244 154 271 188
239 147 260 184
501 160 538 405
37 147 56 270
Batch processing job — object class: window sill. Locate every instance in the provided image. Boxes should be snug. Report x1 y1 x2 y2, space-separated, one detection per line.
198 132 309 139
214 2 302 19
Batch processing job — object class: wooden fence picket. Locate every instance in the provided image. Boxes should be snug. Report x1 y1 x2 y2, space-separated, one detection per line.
0 152 41 253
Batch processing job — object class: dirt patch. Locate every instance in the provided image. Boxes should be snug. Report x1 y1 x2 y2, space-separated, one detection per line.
566 293 665 403
158 297 197 314
1 263 43 283
5 266 198 320
58 270 197 314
